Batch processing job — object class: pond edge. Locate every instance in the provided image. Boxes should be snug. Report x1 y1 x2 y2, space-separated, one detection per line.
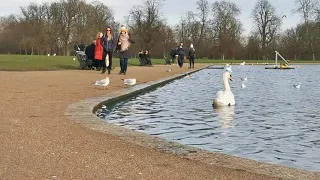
65 65 320 180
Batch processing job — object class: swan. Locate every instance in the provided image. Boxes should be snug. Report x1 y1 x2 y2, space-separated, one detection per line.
240 61 246 66
213 71 235 107
241 82 246 88
294 82 301 88
122 78 137 85
93 77 110 90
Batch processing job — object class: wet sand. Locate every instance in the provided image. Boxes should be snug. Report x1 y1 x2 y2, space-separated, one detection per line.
0 65 281 179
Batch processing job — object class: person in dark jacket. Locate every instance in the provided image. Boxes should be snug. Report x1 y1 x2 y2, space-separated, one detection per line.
85 40 97 69
170 48 176 64
177 42 185 68
116 26 134 75
138 50 146 66
144 50 152 66
79 41 86 51
188 43 196 68
101 26 115 74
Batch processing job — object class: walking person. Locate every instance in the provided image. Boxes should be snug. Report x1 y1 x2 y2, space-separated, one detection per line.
170 48 176 64
101 26 115 74
116 26 134 75
94 32 104 71
177 42 185 68
188 43 196 69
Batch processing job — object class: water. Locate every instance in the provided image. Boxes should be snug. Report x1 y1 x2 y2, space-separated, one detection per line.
98 65 320 172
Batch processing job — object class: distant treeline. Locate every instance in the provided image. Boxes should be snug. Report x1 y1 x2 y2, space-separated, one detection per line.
0 0 320 60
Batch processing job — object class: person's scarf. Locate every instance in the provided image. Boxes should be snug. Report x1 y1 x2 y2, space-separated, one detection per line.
120 33 130 51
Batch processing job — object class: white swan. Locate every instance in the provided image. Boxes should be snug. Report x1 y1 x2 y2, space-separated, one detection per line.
294 82 301 88
213 71 235 107
93 77 110 90
122 78 137 85
240 61 246 66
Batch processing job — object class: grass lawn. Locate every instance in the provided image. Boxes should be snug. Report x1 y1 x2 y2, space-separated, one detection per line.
0 54 319 71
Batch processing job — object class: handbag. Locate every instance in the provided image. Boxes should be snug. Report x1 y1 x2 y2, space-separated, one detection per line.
105 54 109 67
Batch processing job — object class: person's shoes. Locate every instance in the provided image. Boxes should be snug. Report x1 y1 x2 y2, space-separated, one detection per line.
119 71 122 74
101 68 106 74
123 72 126 75
108 70 111 74
188 67 191 69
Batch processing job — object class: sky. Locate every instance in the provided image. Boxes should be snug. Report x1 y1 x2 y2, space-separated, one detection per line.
1 0 303 36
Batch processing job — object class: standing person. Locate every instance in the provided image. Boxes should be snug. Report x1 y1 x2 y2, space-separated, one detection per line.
177 42 185 68
85 39 96 69
101 26 115 74
94 32 104 71
144 50 152 66
79 41 86 51
116 26 134 75
188 43 196 69
170 48 176 64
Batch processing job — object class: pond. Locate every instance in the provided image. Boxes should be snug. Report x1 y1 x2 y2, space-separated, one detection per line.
97 65 320 172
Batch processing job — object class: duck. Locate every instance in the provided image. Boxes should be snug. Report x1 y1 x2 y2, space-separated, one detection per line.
241 82 246 88
213 71 235 107
224 64 232 72
294 82 301 89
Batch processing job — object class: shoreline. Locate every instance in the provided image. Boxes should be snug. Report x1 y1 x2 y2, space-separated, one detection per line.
1 64 318 179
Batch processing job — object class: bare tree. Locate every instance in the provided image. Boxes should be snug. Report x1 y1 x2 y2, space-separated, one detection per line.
293 0 318 60
212 0 242 60
252 0 281 59
196 0 209 44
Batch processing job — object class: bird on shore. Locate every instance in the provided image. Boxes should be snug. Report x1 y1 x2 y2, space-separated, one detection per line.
167 68 172 72
240 61 246 66
294 82 301 89
122 78 137 85
92 77 110 90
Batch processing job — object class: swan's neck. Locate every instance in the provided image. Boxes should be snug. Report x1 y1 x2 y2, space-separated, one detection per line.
223 76 230 91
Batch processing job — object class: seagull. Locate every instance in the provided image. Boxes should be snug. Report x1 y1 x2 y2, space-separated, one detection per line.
294 82 301 89
241 77 247 81
224 64 232 72
241 82 246 88
92 77 110 90
282 15 287 18
122 78 137 86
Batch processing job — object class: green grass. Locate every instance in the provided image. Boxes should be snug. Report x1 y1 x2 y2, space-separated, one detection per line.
0 54 319 71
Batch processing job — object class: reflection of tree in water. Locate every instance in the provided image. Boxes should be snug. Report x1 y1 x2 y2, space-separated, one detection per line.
215 106 235 128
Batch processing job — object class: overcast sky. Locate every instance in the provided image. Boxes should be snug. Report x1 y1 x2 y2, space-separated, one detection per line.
1 0 303 35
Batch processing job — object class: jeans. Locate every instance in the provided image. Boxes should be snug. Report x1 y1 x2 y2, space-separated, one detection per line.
120 58 128 73
189 56 195 68
178 55 184 67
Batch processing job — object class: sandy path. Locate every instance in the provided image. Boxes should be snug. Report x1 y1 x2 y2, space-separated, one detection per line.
0 65 279 180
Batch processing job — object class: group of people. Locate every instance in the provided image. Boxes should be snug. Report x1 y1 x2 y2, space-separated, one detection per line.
83 25 197 74
138 50 152 66
85 26 134 75
170 43 196 69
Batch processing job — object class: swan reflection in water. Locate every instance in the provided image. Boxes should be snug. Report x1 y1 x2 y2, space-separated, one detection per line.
213 106 235 128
